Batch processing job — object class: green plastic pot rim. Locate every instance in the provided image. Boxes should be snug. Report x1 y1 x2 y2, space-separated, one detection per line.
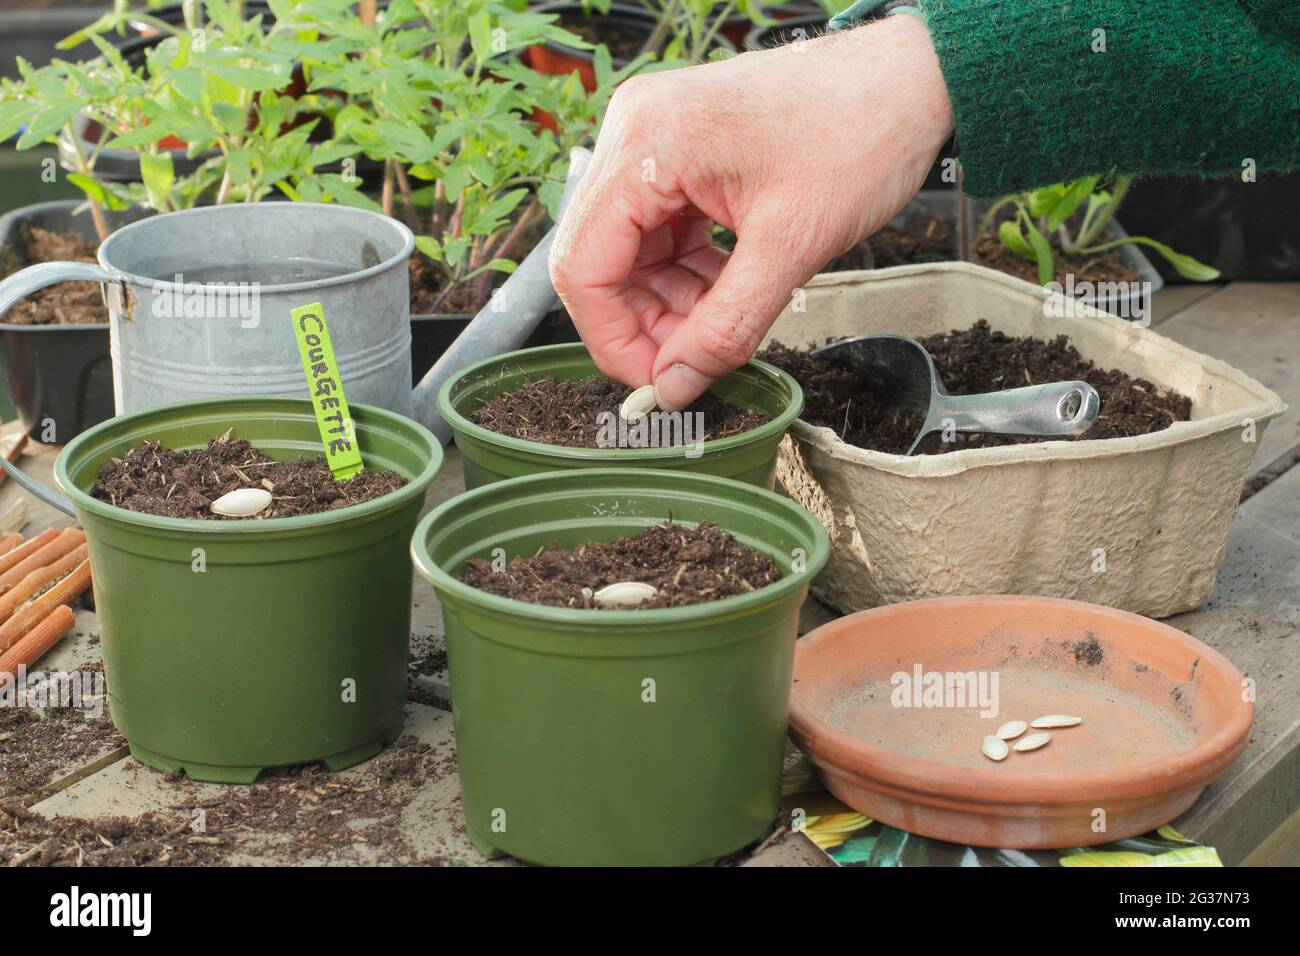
54 396 442 536
410 466 830 629
437 342 805 464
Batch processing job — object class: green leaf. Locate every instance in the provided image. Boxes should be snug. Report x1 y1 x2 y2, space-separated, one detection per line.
1082 236 1221 282
997 219 1034 259
467 10 493 66
206 64 290 92
66 172 108 205
1046 176 1099 232
414 235 442 261
481 258 518 274
139 150 175 210
1026 183 1065 218
101 124 175 150
442 236 469 267
1027 230 1055 285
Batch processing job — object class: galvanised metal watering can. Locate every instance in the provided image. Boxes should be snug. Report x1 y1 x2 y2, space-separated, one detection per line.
0 149 591 515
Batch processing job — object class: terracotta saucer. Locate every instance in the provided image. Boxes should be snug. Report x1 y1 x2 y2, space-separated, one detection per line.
789 595 1253 849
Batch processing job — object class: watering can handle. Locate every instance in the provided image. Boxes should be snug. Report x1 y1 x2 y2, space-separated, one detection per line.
0 454 77 517
0 262 109 517
0 261 114 319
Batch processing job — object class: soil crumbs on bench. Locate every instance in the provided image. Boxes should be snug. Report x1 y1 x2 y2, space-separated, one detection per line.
1 226 106 325
459 521 780 609
2 736 463 866
0 660 123 804
758 320 1191 455
470 375 769 448
92 436 405 519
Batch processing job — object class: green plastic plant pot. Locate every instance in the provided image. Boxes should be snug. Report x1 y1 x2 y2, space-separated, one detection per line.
437 342 804 489
54 397 443 783
410 468 829 866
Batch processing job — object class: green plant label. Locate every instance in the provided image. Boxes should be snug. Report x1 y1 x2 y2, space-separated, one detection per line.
290 301 364 480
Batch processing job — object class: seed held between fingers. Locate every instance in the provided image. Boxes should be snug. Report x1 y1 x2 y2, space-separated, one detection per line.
619 385 657 422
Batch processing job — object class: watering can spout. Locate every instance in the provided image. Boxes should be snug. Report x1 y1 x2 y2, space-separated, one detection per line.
412 147 593 444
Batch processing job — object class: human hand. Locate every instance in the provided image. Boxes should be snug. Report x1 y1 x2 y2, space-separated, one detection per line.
548 14 955 410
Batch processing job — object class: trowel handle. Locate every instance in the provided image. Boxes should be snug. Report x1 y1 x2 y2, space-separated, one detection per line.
930 380 1100 438
0 261 112 319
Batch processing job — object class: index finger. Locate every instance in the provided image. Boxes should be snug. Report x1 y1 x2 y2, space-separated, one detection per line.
548 141 685 386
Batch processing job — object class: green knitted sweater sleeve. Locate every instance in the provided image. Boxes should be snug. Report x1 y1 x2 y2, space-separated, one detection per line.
914 1 1300 196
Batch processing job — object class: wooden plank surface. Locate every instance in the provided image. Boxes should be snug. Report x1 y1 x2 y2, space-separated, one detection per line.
32 702 504 866
1167 462 1300 864
1149 284 1225 328
0 431 119 805
1155 283 1300 476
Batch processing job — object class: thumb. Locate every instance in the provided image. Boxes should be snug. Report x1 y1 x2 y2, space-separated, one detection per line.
651 232 810 411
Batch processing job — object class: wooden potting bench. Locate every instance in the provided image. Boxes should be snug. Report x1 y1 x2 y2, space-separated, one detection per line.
4 281 1298 867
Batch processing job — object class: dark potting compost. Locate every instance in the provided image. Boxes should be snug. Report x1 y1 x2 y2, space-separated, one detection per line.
971 230 1138 286
809 213 1137 284
457 521 780 609
555 12 652 60
90 436 405 519
759 320 1192 454
839 215 957 270
0 226 105 326
468 374 770 448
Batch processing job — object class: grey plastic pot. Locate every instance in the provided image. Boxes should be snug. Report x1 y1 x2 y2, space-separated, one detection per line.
437 342 804 489
0 201 151 442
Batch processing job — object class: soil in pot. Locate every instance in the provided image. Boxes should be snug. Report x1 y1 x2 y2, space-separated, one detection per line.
407 215 547 316
0 226 104 326
971 229 1138 285
457 520 779 609
554 11 651 61
719 213 1138 285
759 320 1192 454
715 217 956 274
90 435 406 519
468 374 771 447
844 215 956 270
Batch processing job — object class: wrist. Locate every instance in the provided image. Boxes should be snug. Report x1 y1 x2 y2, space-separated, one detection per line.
867 13 956 156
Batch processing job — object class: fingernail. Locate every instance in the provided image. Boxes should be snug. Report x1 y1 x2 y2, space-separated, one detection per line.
654 364 713 412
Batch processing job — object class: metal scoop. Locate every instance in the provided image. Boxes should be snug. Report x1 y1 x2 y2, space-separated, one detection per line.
813 334 1100 455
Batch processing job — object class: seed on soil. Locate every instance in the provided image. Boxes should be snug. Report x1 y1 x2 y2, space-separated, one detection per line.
210 487 272 517
592 581 658 608
1031 714 1082 728
1013 731 1053 752
981 735 1009 762
996 720 1027 740
619 384 657 422
458 521 778 609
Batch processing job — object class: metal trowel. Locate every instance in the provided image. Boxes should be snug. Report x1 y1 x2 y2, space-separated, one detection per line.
813 334 1100 455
